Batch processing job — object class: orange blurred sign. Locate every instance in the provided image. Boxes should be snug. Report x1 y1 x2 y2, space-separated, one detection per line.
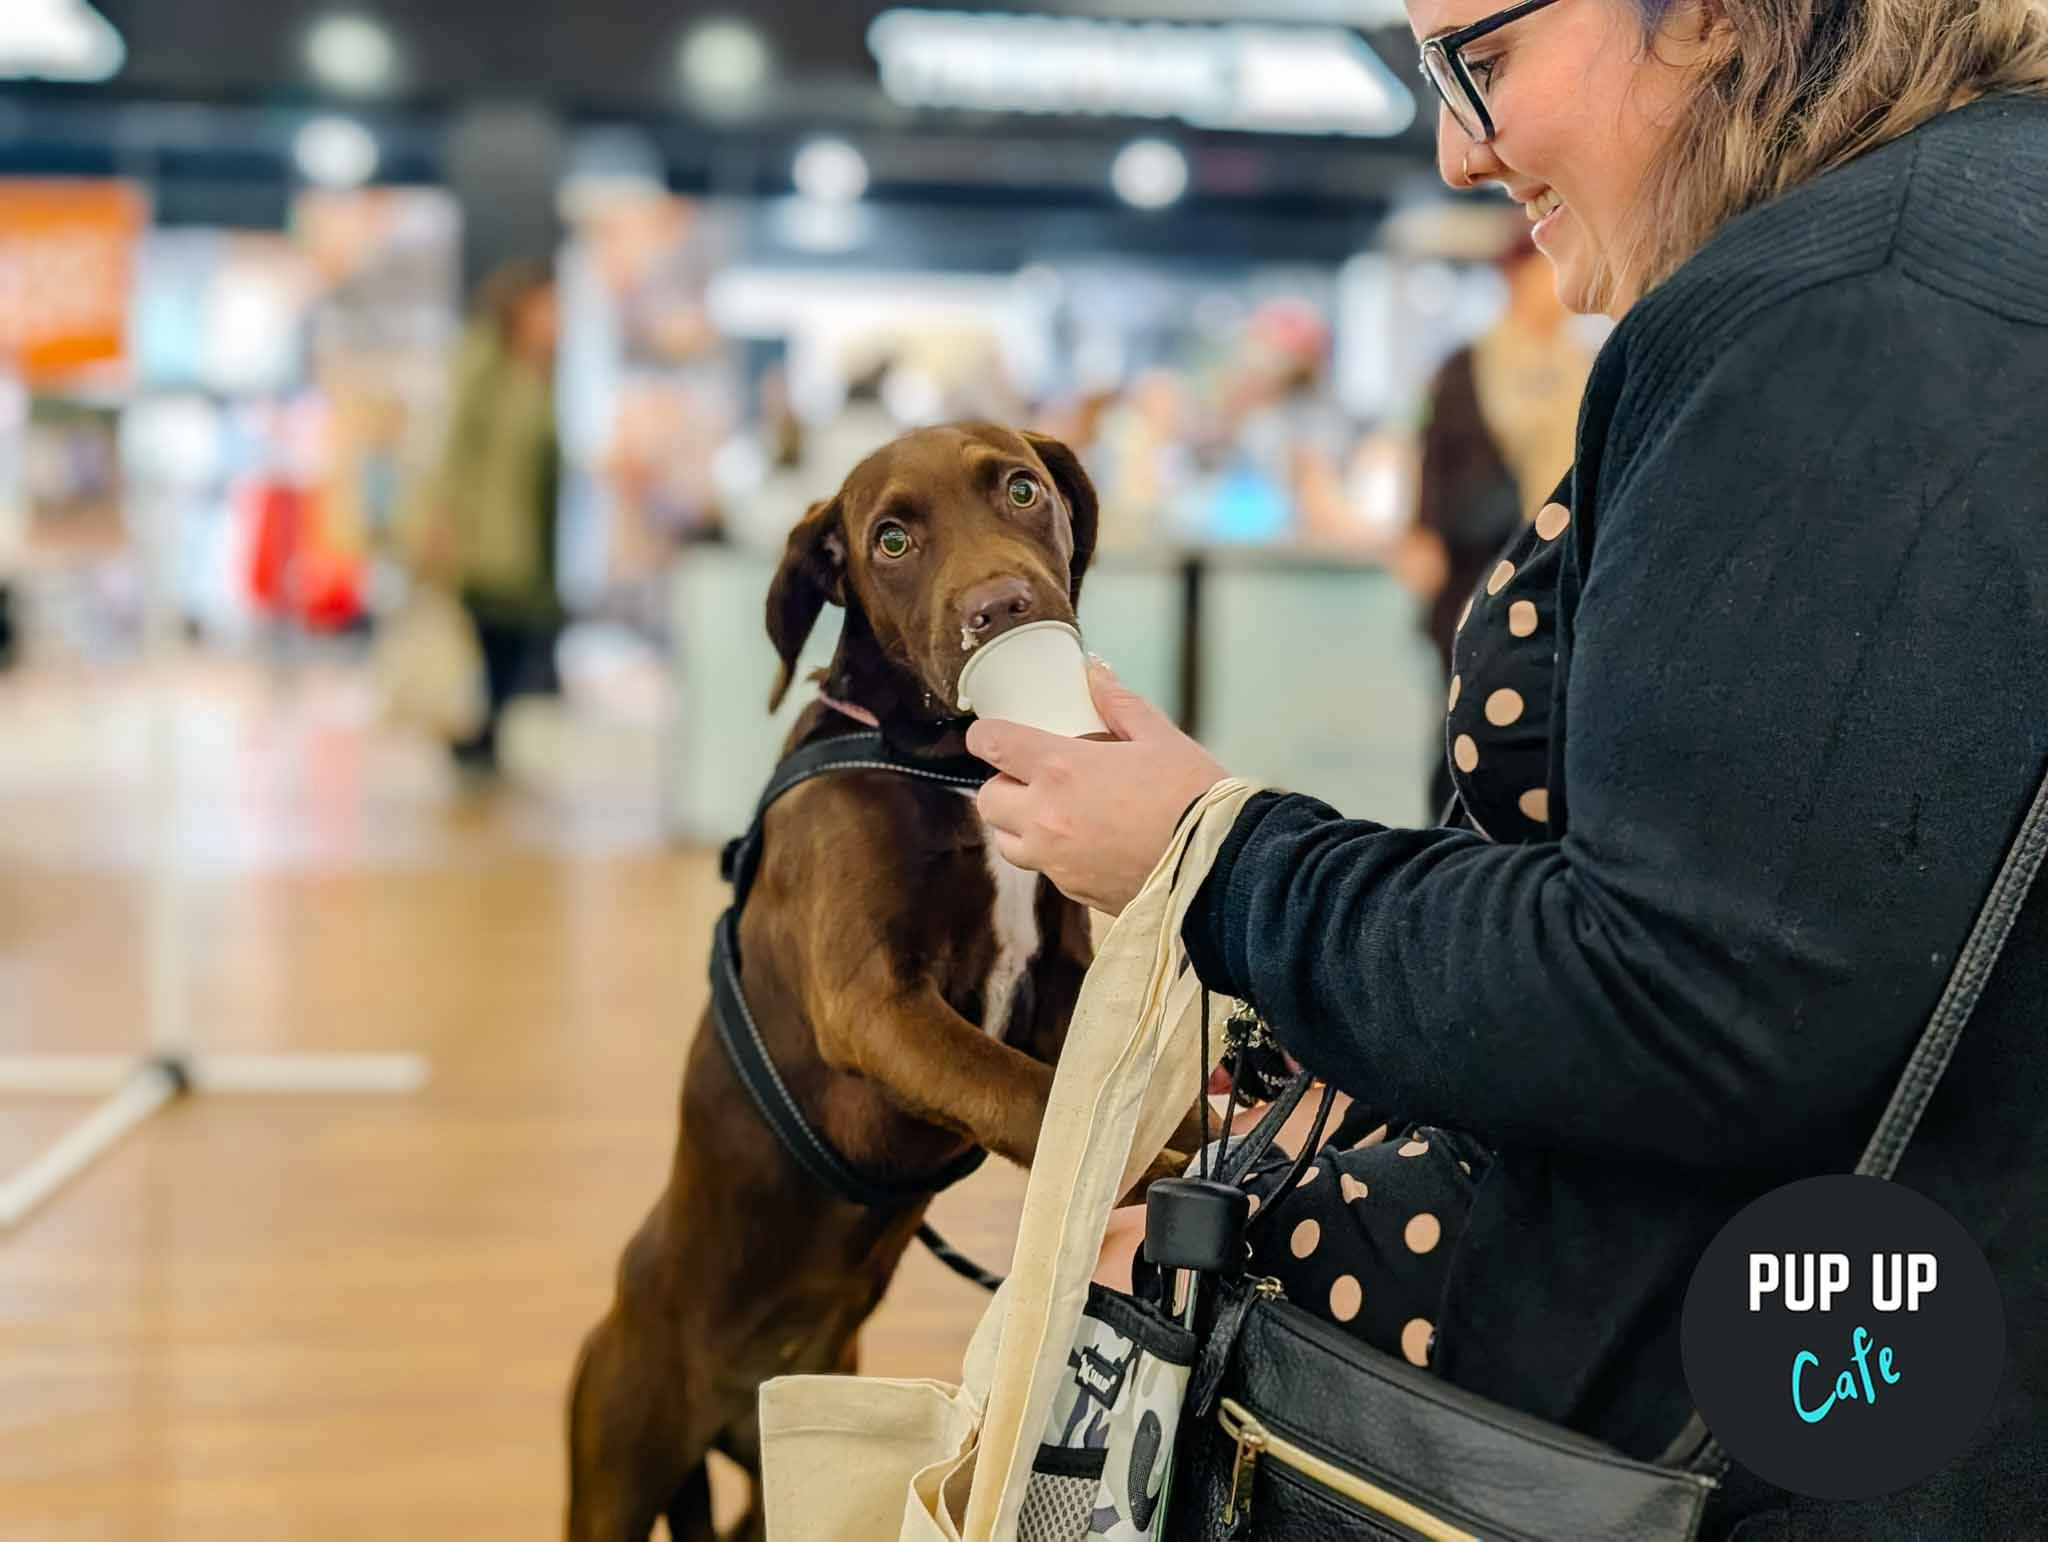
0 180 148 383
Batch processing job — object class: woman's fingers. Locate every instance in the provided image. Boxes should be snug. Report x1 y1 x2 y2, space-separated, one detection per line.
974 772 1030 837
989 825 1036 872
1086 658 1178 743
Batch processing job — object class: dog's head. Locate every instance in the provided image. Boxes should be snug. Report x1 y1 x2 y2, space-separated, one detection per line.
765 422 1099 735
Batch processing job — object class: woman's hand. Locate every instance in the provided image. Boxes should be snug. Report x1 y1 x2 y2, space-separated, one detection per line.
968 660 1228 916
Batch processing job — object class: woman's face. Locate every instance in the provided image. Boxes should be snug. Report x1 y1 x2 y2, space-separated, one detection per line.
1406 0 1716 314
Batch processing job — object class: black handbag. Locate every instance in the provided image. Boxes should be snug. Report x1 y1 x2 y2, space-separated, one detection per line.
1158 758 2048 1541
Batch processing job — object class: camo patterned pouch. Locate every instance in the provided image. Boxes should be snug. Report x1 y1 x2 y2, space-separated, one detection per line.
1018 1284 1196 1542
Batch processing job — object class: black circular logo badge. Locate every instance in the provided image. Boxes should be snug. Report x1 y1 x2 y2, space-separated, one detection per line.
1681 1175 2004 1501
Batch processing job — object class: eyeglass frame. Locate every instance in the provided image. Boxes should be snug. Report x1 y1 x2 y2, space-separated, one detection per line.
1417 0 1565 144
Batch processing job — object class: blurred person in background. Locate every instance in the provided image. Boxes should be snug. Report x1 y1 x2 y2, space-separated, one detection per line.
402 258 564 775
1391 235 1592 814
1199 300 1356 544
971 0 2048 1534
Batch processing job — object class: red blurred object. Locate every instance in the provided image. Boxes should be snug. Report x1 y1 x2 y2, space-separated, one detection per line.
242 479 364 630
244 480 303 612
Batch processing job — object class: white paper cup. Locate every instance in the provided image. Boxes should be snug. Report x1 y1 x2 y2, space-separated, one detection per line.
954 621 1111 738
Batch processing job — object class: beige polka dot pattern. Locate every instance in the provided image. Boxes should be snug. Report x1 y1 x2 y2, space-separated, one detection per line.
1290 1219 1322 1259
1329 1275 1364 1323
1487 560 1516 595
1457 597 1473 632
1519 787 1551 824
1453 735 1479 774
1484 688 1524 727
1535 502 1571 541
1340 1173 1370 1204
1402 1319 1435 1367
1405 1213 1443 1254
1508 600 1539 637
1448 675 1461 711
1298 1165 1321 1187
1398 1138 1431 1158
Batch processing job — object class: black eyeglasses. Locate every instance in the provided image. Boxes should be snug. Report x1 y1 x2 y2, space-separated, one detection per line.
1418 0 1564 144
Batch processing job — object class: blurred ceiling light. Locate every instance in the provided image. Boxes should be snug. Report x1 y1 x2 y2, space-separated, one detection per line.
0 0 125 82
680 18 774 115
868 11 1414 137
1073 0 1406 23
1111 138 1188 210
792 139 870 204
294 115 379 189
306 14 397 95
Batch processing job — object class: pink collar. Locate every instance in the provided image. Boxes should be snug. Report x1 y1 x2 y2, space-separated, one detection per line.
818 692 882 729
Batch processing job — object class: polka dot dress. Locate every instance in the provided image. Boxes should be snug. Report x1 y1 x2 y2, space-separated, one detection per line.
1231 496 1566 1371
1444 497 1570 840
1236 1116 1491 1372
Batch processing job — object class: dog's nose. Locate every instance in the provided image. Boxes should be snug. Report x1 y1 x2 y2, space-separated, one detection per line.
960 577 1037 641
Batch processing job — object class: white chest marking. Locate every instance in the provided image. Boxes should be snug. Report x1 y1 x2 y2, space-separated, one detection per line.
961 792 1042 1036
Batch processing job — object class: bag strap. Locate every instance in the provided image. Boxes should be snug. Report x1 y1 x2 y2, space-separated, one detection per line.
1856 757 2048 1176
959 779 1265 1542
1666 752 2048 1472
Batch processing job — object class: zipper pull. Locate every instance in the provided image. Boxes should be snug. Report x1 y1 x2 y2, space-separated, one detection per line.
1219 1399 1267 1526
1252 1276 1284 1300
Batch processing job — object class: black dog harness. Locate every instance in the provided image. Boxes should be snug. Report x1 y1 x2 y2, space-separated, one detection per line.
711 727 1008 1286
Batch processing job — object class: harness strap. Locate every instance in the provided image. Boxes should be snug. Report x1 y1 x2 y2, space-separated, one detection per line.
721 731 991 910
711 727 1000 1214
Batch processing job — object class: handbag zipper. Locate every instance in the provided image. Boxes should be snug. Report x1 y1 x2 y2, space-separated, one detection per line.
1217 1398 1481 1542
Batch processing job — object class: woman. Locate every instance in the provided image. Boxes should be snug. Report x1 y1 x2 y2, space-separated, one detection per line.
404 259 564 774
970 1 2048 1533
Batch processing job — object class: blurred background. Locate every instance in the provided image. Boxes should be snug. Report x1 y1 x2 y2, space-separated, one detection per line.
0 4 1600 1536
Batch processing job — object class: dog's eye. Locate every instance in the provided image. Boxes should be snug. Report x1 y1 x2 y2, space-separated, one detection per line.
1006 476 1041 509
875 524 912 559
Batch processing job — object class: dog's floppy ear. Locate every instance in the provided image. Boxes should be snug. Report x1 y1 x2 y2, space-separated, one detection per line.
1024 431 1099 605
766 496 847 711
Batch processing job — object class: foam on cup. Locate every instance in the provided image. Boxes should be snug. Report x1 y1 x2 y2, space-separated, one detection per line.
955 621 1111 738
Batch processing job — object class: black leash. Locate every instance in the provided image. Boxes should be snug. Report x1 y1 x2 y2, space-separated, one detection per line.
711 724 1009 1292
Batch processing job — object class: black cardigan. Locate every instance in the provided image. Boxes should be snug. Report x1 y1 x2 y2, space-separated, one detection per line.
1184 96 2048 1537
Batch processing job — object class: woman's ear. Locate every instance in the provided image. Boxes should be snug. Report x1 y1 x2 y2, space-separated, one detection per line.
1023 432 1099 606
1654 0 1734 65
765 497 846 710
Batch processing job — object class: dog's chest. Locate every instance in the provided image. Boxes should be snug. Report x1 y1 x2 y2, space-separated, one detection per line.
960 797 1042 1035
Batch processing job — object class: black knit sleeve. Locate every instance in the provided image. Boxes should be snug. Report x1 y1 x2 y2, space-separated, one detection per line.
1180 275 2041 1170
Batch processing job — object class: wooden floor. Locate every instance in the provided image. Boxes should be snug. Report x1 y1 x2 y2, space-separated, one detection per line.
0 658 1024 1540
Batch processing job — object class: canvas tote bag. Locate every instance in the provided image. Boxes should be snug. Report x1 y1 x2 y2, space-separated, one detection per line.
758 778 1265 1542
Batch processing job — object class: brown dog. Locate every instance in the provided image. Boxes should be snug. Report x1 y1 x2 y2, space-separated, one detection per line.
566 424 1195 1542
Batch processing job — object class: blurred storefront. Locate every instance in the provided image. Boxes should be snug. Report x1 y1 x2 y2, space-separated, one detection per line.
0 2 1583 828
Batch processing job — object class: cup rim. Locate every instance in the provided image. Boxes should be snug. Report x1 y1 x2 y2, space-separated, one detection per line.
955 620 1085 712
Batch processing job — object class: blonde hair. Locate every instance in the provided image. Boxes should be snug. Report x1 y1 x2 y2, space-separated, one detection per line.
1615 0 2048 303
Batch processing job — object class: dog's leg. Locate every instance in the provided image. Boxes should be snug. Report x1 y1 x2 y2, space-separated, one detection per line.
814 983 1060 1168
567 1223 708 1542
714 1414 767 1542
662 1463 715 1542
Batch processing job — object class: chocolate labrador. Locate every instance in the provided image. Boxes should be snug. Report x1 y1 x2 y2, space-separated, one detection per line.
566 423 1199 1541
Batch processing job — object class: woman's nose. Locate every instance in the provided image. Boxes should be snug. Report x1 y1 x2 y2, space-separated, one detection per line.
1436 105 1496 189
